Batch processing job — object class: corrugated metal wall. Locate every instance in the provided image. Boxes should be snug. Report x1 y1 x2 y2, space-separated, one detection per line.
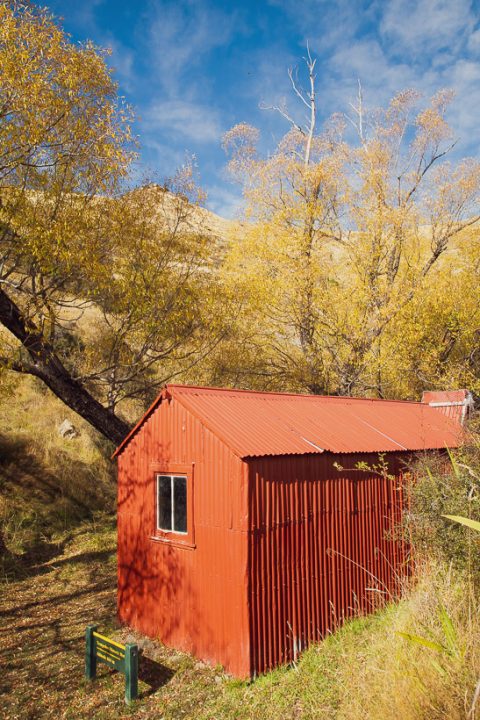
247 453 409 676
117 395 251 678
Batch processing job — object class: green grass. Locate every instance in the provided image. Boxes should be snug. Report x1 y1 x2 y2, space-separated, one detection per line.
3 515 478 720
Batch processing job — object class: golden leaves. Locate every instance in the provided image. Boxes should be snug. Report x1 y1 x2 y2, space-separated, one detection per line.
221 84 480 397
0 2 134 199
0 5 226 412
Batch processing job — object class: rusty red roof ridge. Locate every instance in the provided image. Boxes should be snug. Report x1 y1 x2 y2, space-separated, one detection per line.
112 383 464 460
167 382 426 404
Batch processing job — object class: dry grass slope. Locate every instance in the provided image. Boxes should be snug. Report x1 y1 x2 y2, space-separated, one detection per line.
0 374 115 573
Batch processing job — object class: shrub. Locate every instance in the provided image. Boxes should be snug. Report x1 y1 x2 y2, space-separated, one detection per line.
406 425 480 580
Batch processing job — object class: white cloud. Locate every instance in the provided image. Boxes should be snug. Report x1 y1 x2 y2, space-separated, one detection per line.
329 38 415 94
55 0 105 31
205 184 244 219
141 99 223 143
443 60 480 146
468 28 480 55
380 0 475 57
145 0 238 94
267 0 364 52
103 37 136 92
137 139 193 183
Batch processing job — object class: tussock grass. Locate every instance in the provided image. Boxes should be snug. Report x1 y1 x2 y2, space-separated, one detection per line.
0 374 115 574
332 564 480 720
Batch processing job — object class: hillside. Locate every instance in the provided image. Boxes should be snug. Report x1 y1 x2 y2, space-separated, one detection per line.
0 375 116 569
125 184 241 250
1 191 479 720
1 375 480 720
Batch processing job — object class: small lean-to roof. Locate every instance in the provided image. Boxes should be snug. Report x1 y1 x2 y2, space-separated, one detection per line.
422 389 473 425
113 384 464 459
422 389 469 404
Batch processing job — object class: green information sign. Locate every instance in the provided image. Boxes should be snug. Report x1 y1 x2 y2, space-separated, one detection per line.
85 625 138 704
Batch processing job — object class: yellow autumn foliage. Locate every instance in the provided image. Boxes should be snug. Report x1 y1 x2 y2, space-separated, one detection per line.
219 84 480 398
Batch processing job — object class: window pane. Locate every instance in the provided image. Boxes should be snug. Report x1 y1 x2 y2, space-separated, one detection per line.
173 476 187 533
157 476 172 530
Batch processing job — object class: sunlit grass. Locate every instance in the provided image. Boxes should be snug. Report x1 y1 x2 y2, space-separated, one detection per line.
0 375 115 573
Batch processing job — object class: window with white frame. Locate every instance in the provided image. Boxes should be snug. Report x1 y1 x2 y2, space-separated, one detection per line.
156 474 187 534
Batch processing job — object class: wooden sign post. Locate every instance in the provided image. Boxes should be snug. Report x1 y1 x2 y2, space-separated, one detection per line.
85 625 138 704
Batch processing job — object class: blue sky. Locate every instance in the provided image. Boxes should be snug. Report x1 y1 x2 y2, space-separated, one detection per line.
46 0 480 218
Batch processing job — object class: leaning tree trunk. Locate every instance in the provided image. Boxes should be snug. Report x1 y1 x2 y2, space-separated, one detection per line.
0 288 131 445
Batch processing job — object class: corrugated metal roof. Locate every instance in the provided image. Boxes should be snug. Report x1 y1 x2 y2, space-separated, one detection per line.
422 389 473 425
422 389 469 404
113 384 464 459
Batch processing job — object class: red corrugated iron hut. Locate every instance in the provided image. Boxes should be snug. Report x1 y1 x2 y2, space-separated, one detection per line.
114 384 464 678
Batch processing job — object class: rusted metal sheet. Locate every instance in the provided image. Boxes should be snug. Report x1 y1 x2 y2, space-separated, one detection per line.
247 453 410 676
114 384 463 460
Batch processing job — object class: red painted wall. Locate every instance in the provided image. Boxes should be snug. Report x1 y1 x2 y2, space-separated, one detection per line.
247 453 410 676
117 394 251 678
117 394 411 678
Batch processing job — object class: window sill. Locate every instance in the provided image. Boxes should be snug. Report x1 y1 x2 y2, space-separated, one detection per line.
149 535 196 550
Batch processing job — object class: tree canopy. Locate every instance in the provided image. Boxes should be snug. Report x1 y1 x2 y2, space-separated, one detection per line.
0 2 227 443
220 66 480 399
1 2 479 448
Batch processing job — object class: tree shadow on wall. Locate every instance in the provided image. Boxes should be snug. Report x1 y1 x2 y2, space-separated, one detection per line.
117 440 214 675
118 520 211 673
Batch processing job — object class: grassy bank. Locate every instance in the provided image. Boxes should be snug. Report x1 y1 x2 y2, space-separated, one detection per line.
0 375 115 576
1 516 479 720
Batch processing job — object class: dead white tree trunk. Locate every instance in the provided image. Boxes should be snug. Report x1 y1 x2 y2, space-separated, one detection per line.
260 43 318 167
